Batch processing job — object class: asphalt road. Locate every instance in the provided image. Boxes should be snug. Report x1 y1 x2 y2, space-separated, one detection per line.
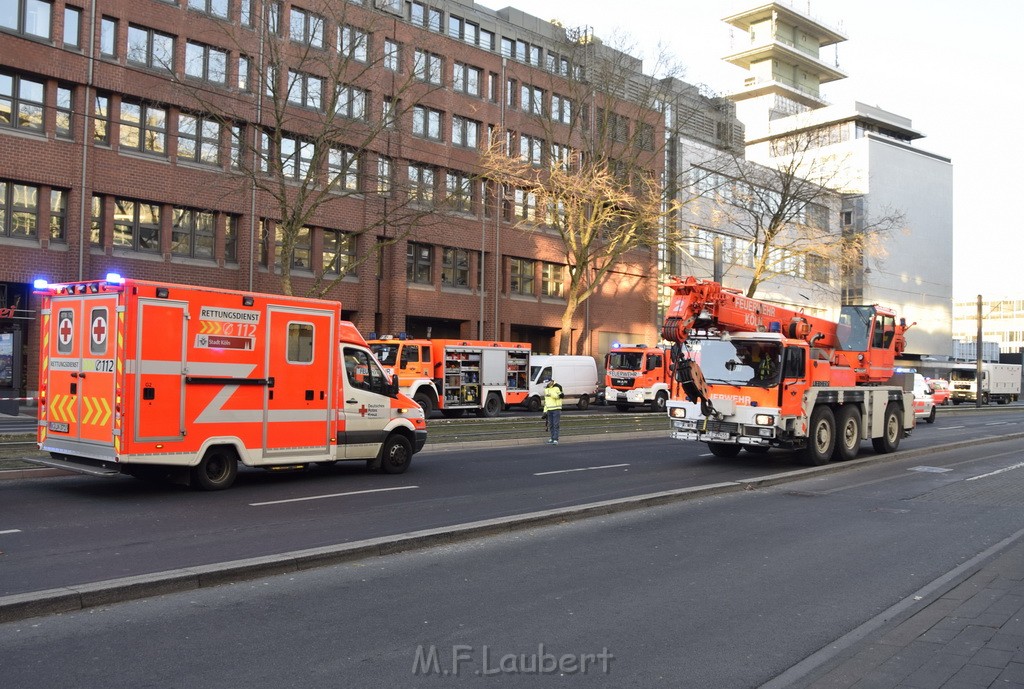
2 433 1024 687
1 407 1021 597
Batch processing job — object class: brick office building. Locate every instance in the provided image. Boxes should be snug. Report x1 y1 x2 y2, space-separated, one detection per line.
0 0 735 400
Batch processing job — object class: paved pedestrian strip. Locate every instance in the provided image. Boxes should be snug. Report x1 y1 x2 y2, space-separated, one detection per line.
790 530 1024 689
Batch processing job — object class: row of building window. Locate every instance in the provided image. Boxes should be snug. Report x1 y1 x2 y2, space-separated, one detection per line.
406 241 565 297
0 179 66 241
686 226 830 283
9 0 581 95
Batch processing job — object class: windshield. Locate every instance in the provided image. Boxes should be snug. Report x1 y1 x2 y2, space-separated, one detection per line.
836 306 873 351
950 369 981 382
689 339 781 387
369 343 398 366
607 351 644 371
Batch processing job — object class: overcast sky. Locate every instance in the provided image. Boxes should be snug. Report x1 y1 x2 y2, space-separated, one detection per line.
476 0 1024 300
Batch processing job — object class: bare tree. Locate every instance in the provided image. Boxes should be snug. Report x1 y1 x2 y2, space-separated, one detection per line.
477 29 687 354
174 1 440 296
691 129 904 299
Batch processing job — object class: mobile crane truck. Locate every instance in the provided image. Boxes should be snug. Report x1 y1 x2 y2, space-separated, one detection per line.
661 276 916 465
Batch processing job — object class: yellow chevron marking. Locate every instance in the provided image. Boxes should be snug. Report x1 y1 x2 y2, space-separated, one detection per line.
98 398 112 426
50 395 63 423
84 397 96 426
64 395 76 423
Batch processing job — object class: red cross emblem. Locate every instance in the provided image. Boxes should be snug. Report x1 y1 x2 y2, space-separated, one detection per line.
91 315 107 346
58 318 73 346
358 405 368 417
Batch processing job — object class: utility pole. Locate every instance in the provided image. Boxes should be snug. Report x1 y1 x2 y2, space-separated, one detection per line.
976 294 983 408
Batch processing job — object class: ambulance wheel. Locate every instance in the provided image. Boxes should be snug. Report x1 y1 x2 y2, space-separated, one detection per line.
871 402 903 454
526 396 542 413
577 395 590 411
707 442 742 458
379 434 412 475
192 447 238 490
925 406 936 424
478 393 502 418
413 392 435 417
800 406 836 466
652 392 668 413
832 406 862 462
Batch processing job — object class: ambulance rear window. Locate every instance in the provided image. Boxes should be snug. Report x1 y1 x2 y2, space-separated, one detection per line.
287 323 314 363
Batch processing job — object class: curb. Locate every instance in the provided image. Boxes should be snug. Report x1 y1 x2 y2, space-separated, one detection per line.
3 431 1023 624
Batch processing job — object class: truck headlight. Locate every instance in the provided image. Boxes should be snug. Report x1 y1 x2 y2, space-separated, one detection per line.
755 414 775 426
669 407 686 419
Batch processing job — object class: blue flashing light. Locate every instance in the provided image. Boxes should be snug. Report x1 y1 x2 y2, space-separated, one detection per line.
611 341 621 349
105 272 125 284
768 322 781 333
33 278 49 289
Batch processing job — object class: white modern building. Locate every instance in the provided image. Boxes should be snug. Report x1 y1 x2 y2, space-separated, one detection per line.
721 1 954 357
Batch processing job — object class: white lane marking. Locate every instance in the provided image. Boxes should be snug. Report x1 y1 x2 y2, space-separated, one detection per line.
942 425 965 430
0 529 21 535
985 422 1008 426
535 463 630 477
250 485 418 506
966 462 1024 482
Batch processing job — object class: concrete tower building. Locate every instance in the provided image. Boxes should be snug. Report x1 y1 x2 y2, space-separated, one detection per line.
721 1 954 358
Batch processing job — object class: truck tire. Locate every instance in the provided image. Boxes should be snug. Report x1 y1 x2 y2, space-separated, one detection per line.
413 392 435 417
652 392 668 413
379 434 413 474
707 442 742 458
832 406 862 462
477 393 502 418
577 395 590 411
526 396 542 413
801 406 836 466
192 447 238 491
871 402 903 454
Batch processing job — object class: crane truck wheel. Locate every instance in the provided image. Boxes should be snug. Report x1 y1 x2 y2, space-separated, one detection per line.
192 447 238 491
832 406 862 462
707 442 742 458
871 402 903 454
801 406 836 466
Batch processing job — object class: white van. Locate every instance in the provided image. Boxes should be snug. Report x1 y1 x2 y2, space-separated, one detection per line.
523 355 600 411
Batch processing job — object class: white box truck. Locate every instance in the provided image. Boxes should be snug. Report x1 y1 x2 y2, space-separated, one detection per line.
949 362 1022 405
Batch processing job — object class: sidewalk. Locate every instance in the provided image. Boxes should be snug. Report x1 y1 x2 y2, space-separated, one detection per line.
778 530 1024 689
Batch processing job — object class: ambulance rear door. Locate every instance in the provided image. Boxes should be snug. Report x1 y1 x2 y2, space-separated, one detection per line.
42 292 120 460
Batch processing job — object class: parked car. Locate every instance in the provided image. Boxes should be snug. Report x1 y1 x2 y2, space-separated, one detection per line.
926 377 951 406
913 374 937 424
